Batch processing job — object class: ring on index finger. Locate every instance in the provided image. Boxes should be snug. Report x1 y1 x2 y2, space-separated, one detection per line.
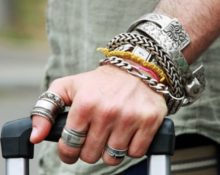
61 127 87 148
31 91 65 124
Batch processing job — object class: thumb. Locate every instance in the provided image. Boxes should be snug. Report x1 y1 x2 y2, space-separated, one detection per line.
29 77 76 144
30 116 52 144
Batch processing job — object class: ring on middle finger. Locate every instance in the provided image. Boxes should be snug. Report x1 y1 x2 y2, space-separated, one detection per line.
61 127 87 148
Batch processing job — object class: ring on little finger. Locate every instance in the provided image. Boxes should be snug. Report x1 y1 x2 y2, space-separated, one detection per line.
105 145 128 159
30 91 65 124
61 127 87 148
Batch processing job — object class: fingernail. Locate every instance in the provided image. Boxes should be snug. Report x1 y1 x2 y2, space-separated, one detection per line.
30 127 38 142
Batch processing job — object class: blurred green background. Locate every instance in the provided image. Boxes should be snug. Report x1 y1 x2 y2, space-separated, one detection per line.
0 0 47 44
0 1 49 175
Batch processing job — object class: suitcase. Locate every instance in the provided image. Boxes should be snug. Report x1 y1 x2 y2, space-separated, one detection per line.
1 112 175 175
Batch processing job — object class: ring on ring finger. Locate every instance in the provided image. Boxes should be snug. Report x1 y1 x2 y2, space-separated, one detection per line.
61 127 87 148
105 145 128 159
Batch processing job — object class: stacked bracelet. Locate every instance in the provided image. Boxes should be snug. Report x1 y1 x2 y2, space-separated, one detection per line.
100 56 184 107
107 32 184 98
127 13 205 106
97 48 168 83
98 13 205 115
134 22 189 78
100 56 169 95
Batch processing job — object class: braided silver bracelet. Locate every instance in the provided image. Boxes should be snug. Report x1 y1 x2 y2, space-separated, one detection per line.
107 32 184 98
107 44 184 114
134 22 189 79
99 56 184 114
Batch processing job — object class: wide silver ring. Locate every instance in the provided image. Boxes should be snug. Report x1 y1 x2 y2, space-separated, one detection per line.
105 145 127 159
61 127 87 148
31 91 65 124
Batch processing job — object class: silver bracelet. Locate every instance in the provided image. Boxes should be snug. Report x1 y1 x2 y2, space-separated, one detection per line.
127 13 205 106
107 32 184 99
128 12 191 50
99 56 184 115
135 22 189 77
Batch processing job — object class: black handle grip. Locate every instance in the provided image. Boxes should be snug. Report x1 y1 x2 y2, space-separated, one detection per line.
45 112 68 142
147 118 175 155
1 112 175 159
1 117 34 159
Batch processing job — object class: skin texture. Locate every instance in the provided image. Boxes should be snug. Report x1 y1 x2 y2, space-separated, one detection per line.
30 0 220 166
31 66 167 165
156 0 220 64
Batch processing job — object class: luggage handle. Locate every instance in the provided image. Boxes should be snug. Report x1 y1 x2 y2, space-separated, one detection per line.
1 112 175 175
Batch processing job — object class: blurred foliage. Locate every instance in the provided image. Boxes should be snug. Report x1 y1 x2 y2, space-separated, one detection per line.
0 0 47 44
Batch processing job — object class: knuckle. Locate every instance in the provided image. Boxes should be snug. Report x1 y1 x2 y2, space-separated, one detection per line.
60 147 73 158
80 152 99 164
146 113 158 126
128 147 146 158
59 148 78 164
103 157 122 166
98 104 120 124
75 96 97 117
140 110 159 129
120 111 136 126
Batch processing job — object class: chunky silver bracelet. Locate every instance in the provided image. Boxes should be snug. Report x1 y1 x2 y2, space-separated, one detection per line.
128 12 191 50
134 22 189 78
127 13 205 106
128 12 191 81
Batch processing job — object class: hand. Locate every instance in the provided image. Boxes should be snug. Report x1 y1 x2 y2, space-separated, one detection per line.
30 65 167 166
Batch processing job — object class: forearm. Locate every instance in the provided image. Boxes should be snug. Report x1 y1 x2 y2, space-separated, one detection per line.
155 0 220 64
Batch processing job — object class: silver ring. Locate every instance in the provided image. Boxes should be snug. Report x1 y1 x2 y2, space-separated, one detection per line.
31 91 65 124
61 127 87 148
105 145 127 159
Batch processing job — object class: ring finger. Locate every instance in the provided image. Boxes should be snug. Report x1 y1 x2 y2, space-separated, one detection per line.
102 122 137 166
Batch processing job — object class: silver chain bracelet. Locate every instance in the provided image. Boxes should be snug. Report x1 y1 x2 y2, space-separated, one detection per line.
99 56 184 114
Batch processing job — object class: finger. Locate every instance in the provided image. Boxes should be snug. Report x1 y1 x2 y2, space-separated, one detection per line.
128 117 162 158
128 128 153 158
102 120 137 166
58 99 91 164
79 117 111 164
30 78 74 144
30 116 52 144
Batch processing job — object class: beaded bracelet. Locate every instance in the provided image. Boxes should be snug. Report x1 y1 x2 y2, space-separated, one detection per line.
97 48 168 83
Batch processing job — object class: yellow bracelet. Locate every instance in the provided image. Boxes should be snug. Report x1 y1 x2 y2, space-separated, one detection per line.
97 48 168 83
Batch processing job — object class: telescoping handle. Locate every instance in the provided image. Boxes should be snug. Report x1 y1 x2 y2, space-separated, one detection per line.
1 112 175 175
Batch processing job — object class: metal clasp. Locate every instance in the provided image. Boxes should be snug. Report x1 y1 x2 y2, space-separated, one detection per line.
183 65 205 105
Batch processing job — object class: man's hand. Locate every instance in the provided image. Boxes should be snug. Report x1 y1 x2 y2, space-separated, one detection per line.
30 65 167 166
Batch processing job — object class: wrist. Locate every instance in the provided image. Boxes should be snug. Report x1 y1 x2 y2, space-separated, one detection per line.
154 0 220 64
